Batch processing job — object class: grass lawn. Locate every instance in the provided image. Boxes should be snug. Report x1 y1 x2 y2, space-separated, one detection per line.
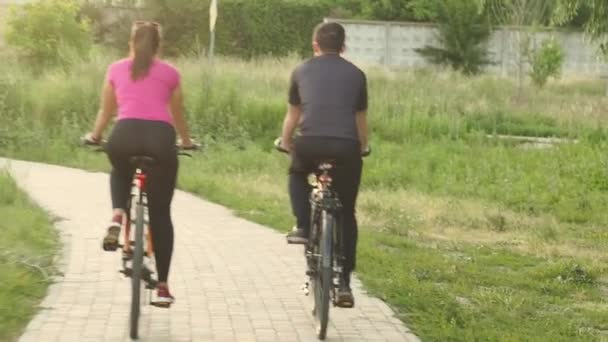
1 54 608 340
0 172 58 341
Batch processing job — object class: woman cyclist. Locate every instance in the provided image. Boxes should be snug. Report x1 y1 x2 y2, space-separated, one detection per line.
84 21 195 306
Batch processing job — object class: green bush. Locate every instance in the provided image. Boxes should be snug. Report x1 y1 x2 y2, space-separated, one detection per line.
120 0 330 58
5 0 92 68
79 2 140 53
313 0 440 21
530 38 564 88
360 0 439 21
416 0 491 75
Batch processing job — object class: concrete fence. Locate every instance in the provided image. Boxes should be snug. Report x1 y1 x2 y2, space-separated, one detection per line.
325 18 607 76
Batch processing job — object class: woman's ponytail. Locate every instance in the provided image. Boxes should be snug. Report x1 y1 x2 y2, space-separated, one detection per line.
130 22 160 81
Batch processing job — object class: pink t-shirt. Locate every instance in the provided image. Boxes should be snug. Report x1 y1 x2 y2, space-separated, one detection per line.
106 58 180 124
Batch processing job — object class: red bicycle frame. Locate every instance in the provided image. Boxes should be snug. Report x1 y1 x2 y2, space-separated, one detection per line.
124 169 153 257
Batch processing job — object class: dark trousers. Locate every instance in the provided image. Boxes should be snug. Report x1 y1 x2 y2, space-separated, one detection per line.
106 119 178 283
289 136 362 275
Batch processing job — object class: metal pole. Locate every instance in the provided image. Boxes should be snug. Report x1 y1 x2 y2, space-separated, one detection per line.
208 0 218 64
209 30 215 64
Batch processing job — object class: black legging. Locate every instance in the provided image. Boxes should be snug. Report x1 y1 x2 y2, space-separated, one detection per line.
106 119 178 283
289 136 362 276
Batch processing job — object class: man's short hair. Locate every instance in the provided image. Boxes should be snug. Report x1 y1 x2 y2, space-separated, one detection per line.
313 22 345 53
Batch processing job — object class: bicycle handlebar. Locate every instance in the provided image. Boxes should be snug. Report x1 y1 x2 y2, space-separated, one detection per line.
81 136 105 146
274 138 371 157
80 135 198 156
81 136 106 152
177 143 201 151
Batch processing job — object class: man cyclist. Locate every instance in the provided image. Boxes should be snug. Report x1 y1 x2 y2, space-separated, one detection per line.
279 22 369 308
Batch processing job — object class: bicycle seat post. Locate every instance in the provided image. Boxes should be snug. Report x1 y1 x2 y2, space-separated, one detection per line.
316 161 335 190
129 156 156 192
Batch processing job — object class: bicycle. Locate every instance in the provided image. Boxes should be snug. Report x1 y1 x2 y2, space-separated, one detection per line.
274 138 370 340
83 139 195 340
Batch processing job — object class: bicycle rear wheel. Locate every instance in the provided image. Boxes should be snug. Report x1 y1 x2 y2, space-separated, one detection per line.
130 203 145 340
313 210 334 340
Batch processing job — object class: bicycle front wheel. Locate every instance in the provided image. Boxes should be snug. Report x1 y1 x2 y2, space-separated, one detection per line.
314 210 334 340
130 203 145 339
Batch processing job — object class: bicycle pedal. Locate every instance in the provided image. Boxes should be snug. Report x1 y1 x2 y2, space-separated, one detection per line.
301 282 310 296
102 240 119 251
335 300 355 309
286 238 308 245
142 267 154 279
150 301 171 308
146 279 158 290
122 250 133 261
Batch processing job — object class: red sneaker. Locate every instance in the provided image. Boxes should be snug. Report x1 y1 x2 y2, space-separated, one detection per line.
153 285 175 308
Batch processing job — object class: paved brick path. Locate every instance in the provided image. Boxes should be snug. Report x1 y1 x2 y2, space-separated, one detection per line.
1 158 418 342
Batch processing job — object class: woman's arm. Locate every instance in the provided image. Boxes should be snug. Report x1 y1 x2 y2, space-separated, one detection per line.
170 85 194 147
89 81 117 141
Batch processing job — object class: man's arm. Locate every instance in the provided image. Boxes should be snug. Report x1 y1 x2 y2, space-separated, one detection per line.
281 104 302 151
281 69 301 151
356 73 369 152
356 110 368 152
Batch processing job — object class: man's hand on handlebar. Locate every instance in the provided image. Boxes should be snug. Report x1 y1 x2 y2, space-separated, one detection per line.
361 145 371 157
274 138 290 154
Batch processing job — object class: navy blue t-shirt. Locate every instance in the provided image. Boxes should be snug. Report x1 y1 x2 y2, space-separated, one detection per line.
288 54 368 141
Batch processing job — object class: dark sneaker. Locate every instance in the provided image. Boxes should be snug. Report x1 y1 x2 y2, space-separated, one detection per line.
335 277 355 308
152 285 175 308
286 227 309 244
102 223 121 251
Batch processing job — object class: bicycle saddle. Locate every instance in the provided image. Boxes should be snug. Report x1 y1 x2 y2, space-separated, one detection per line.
316 160 335 171
129 156 156 170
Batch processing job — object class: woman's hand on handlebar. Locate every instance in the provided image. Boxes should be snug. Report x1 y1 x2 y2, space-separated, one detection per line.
81 132 103 146
177 138 201 151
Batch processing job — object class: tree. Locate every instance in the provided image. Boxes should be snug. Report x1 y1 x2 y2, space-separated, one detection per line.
359 0 419 21
554 0 608 55
529 38 564 87
554 0 608 96
6 0 91 68
483 0 555 96
317 0 442 22
416 0 491 75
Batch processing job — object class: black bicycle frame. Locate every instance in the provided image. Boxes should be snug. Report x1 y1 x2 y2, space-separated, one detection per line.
308 167 345 273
